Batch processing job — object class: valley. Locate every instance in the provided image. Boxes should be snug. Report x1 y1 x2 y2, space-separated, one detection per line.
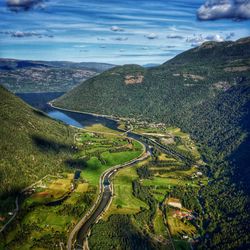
52 38 250 249
0 37 249 250
0 92 208 250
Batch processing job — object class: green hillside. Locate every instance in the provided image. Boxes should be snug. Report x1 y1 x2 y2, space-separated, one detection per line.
54 37 250 249
0 86 76 210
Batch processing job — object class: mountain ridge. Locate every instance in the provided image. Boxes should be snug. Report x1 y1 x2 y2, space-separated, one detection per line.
0 58 115 93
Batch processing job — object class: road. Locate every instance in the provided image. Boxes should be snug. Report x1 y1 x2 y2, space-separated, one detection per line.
0 196 19 233
67 128 191 250
67 138 149 250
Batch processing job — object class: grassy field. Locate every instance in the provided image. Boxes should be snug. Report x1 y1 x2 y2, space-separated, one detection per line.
104 166 148 218
142 176 197 188
167 208 196 237
153 207 168 237
84 123 121 135
78 132 143 185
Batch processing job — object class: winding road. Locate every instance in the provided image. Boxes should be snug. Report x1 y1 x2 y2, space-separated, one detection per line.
67 137 149 250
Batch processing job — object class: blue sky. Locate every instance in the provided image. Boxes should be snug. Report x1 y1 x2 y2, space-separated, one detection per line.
0 0 250 65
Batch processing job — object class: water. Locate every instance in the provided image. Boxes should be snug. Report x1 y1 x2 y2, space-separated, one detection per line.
47 110 83 128
17 92 121 131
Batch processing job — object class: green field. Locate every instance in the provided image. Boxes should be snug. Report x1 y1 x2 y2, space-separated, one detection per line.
104 166 148 218
78 132 143 185
2 129 143 249
153 207 168 237
93 123 205 248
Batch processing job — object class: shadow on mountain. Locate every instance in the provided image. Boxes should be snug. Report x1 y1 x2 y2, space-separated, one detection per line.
32 135 75 153
64 158 87 169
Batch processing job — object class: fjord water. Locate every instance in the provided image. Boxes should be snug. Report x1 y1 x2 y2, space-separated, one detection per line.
17 92 120 130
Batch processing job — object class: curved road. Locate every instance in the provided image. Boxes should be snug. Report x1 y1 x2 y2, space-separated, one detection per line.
67 139 149 250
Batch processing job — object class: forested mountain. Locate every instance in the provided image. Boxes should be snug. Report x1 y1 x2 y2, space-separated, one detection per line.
0 86 76 211
54 37 250 249
0 58 115 93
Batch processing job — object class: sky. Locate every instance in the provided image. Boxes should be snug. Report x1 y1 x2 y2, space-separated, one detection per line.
0 0 250 65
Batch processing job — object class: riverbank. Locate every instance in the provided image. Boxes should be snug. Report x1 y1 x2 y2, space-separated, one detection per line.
48 102 119 123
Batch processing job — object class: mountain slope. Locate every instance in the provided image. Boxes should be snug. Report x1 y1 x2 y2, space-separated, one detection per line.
54 37 250 249
0 86 75 210
0 58 115 93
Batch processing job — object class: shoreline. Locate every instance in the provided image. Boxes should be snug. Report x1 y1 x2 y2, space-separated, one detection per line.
48 102 120 123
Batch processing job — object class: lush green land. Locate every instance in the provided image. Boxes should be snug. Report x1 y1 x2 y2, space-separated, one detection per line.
54 37 250 249
0 86 76 211
88 124 206 249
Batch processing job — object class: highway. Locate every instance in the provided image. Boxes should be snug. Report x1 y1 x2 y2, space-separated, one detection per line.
67 139 149 250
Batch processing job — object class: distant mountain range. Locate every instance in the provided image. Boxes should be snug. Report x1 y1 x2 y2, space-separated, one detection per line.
53 37 250 248
142 63 160 68
0 58 115 93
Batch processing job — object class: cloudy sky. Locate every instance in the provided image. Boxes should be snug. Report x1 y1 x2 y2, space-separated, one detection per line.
0 0 250 65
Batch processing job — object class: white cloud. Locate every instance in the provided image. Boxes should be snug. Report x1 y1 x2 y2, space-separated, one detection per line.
97 37 106 41
145 33 158 39
186 33 225 46
197 0 250 21
205 34 224 42
113 37 128 41
0 30 52 38
110 26 124 32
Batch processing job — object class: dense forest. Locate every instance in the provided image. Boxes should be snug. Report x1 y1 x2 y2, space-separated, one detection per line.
54 37 250 249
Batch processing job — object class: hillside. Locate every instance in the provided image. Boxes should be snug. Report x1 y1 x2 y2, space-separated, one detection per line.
0 86 76 211
0 58 115 93
54 37 250 249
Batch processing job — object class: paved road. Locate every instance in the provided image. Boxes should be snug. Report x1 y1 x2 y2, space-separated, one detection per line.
0 196 19 233
67 139 149 250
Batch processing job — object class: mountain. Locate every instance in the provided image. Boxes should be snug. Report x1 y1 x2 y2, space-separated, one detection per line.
0 86 75 212
53 37 250 249
0 58 115 93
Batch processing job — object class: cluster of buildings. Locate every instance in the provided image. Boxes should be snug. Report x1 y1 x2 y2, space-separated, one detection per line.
173 210 195 220
167 197 195 220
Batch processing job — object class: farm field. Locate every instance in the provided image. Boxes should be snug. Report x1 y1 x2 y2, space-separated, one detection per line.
104 166 148 218
1 129 143 249
89 122 207 249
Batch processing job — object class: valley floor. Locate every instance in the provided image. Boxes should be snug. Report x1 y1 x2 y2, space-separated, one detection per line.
1 118 208 250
